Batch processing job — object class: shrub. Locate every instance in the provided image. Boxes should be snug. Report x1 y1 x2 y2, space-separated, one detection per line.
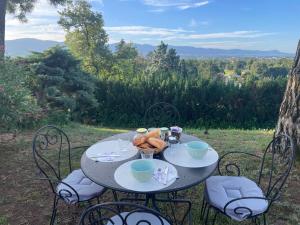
23 46 99 124
0 60 41 132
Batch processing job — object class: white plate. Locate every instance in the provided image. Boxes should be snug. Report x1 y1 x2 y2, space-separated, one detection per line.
86 140 138 162
163 143 219 168
114 159 178 192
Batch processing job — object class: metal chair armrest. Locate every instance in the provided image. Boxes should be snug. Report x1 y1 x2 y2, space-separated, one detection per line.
71 145 90 151
70 145 90 157
218 151 261 176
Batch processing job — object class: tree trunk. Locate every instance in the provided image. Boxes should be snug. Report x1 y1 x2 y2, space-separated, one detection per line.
276 40 300 156
0 0 7 59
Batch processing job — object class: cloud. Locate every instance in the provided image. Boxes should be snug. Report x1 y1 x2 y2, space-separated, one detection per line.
177 1 209 10
143 0 184 7
6 23 65 41
188 19 209 27
104 26 275 49
6 0 64 41
105 26 275 41
104 26 191 36
144 0 210 11
165 30 276 40
148 8 166 13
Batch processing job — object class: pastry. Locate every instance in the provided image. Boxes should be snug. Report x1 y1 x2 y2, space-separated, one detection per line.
133 136 147 146
146 129 161 139
147 137 166 150
138 142 154 149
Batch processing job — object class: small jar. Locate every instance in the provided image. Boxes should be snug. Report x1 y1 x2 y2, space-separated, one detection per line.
170 126 182 141
147 128 157 132
160 127 169 141
134 128 148 140
136 128 148 135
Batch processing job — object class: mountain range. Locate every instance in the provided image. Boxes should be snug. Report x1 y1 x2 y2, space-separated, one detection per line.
5 38 293 58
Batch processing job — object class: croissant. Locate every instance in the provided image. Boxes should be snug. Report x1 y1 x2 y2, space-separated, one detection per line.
138 142 154 149
133 136 147 146
147 137 166 150
146 129 161 139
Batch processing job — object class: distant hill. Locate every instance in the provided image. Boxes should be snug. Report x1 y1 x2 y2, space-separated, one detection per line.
5 38 64 56
6 38 293 58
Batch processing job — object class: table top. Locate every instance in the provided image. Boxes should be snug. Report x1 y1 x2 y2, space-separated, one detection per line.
81 131 217 194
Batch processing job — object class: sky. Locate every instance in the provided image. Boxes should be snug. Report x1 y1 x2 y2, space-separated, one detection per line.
5 0 300 53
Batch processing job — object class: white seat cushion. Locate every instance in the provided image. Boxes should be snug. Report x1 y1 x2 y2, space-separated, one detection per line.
57 169 105 204
107 212 170 225
205 176 268 221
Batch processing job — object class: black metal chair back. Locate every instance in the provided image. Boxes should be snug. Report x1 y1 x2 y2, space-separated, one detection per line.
144 102 180 128
32 125 72 193
79 202 172 225
257 134 295 204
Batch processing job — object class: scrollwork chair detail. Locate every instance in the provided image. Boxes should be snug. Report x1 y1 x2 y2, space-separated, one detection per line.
79 202 173 225
32 125 106 225
201 134 295 225
144 102 181 127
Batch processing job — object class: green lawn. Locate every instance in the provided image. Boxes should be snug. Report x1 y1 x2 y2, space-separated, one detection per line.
0 123 299 225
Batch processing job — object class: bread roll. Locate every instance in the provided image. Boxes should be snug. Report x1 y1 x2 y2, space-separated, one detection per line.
133 136 146 146
146 129 161 139
138 142 154 149
147 137 166 150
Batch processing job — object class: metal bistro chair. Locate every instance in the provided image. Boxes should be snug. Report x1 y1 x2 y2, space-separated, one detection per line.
201 134 295 225
32 125 107 225
144 102 181 128
79 202 173 225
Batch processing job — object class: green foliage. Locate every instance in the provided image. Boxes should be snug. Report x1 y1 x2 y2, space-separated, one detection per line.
147 41 180 74
111 39 145 80
94 74 286 128
0 60 40 131
58 0 111 75
92 44 289 129
115 39 138 61
24 46 99 124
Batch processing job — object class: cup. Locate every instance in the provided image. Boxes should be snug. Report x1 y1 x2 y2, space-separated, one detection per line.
168 136 179 154
131 160 155 182
140 149 154 159
186 141 209 159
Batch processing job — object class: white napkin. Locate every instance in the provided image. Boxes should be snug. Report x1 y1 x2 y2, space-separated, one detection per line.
153 166 178 185
91 152 120 162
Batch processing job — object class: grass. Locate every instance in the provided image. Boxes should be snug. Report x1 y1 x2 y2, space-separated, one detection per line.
0 122 299 225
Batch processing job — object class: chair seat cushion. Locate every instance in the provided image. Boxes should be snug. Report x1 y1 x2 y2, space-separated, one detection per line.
107 212 170 225
57 169 105 204
205 176 269 221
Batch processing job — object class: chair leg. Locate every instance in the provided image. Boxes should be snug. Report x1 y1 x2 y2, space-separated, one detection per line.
187 206 192 225
50 196 59 225
112 190 119 202
212 210 218 225
200 197 207 220
204 206 211 225
263 214 267 225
